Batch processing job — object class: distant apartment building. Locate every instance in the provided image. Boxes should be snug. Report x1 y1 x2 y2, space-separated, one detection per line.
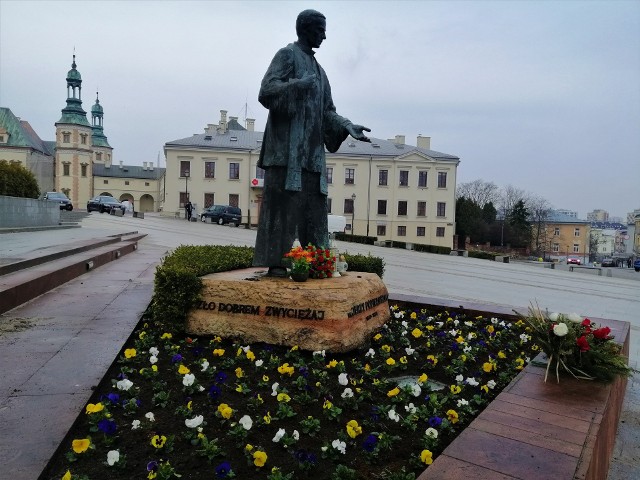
555 209 577 218
0 56 164 212
164 110 461 248
586 209 609 222
543 210 590 263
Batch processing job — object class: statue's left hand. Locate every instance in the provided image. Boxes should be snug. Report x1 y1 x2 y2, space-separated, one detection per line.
347 124 371 143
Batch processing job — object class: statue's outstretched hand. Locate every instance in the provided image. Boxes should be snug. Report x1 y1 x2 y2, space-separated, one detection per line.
347 124 371 142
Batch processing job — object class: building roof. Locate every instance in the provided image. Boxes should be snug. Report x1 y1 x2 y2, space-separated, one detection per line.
546 210 590 224
93 163 165 180
0 107 54 156
165 129 460 162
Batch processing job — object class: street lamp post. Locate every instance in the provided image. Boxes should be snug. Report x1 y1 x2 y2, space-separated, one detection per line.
351 193 356 237
184 170 190 219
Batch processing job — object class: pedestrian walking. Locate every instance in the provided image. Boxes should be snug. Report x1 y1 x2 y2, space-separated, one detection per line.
185 201 193 221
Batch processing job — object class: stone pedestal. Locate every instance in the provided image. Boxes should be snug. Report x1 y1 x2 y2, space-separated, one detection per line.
186 268 390 352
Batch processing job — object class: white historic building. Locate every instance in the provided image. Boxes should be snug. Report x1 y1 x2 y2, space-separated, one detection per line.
164 110 460 247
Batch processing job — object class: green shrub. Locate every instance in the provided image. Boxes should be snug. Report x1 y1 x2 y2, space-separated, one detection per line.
343 252 385 278
413 243 452 255
0 160 40 198
334 232 377 245
468 250 496 260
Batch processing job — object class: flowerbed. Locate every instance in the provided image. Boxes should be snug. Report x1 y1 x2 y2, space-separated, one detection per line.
42 306 537 480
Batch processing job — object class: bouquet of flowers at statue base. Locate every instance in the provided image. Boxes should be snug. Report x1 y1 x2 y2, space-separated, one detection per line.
283 245 312 275
519 305 635 383
283 244 335 279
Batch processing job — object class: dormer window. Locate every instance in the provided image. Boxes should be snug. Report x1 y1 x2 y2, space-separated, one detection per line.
63 132 71 143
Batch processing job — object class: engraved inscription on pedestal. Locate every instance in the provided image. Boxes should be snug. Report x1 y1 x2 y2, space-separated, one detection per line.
186 268 390 352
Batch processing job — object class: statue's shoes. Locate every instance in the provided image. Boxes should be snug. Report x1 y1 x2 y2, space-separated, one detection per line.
267 267 288 278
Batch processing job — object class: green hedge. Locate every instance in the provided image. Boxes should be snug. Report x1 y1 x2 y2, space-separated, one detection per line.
150 245 385 331
467 250 497 260
335 232 377 245
413 243 452 255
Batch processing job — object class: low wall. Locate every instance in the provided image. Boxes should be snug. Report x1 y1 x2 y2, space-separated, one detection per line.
0 195 60 228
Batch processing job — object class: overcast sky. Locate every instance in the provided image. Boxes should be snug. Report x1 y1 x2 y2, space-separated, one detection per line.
1 0 639 219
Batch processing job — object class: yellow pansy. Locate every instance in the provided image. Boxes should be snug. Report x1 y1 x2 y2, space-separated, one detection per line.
450 385 461 394
455 336 465 344
411 328 423 338
386 358 396 366
151 365 158 372
277 393 291 403
62 470 72 480
482 362 494 373
373 333 382 341
245 443 253 451
277 363 294 375
381 345 391 353
323 400 333 409
217 403 233 419
427 355 438 365
387 387 400 397
161 332 172 340
235 367 244 378
418 373 428 384
253 450 268 467
410 312 417 319
151 435 167 448
246 351 256 361
124 348 136 359
178 365 190 375
420 449 434 465
263 412 271 424
326 360 338 368
346 419 362 438
71 438 90 453
399 356 408 364
446 409 459 424
213 349 225 356
85 403 104 414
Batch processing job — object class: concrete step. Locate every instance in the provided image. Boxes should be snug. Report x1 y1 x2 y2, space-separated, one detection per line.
0 232 147 314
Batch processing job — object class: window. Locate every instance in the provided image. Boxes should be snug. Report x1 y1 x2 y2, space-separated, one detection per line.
417 201 426 217
345 168 355 184
62 188 70 198
397 201 407 216
256 167 265 179
80 134 87 145
378 170 388 186
377 200 387 215
62 132 70 143
204 193 214 208
436 227 445 237
344 198 354 214
417 226 426 237
554 227 560 236
81 165 87 177
397 226 407 236
574 228 580 237
418 171 428 188
553 243 559 252
399 170 409 187
377 225 386 236
205 161 216 178
96 152 102 161
327 197 332 214
229 163 240 180
0 135 4 143
346 223 352 231
63 163 70 176
125 181 130 185
573 244 579 253
103 179 108 184
180 192 188 207
180 160 191 177
437 202 446 217
437 172 447 188
145 182 150 186
326 167 333 184
229 194 239 207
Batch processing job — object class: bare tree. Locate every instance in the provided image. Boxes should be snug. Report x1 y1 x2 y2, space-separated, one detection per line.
456 179 499 208
528 194 551 257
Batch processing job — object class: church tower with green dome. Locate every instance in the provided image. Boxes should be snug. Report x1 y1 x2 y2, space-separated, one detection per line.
54 54 94 206
91 92 113 166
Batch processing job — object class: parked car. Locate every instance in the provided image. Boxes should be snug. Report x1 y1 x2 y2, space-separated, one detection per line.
600 258 616 267
200 205 242 225
40 191 73 211
567 257 581 265
634 259 640 272
87 195 125 214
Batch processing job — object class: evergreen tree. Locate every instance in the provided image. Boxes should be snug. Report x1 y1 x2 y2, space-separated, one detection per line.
0 160 40 198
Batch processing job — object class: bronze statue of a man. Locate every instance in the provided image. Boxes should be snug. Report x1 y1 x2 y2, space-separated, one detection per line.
253 9 371 277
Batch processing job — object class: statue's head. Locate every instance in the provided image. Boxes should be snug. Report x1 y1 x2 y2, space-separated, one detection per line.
296 9 326 49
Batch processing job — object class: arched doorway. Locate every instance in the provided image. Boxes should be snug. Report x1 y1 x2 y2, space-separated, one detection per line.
139 194 155 212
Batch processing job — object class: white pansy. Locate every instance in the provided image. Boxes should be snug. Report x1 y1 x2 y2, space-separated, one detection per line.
393 311 404 319
457 398 469 407
436 322 444 328
131 419 141 430
198 385 205 392
242 345 251 352
519 333 529 343
449 329 458 337
145 412 155 422
116 379 133 391
338 373 349 385
405 403 417 414
491 317 498 324
465 377 479 386
463 346 472 353
149 347 159 356
255 360 264 367
499 321 506 327
465 321 473 327
365 348 375 358
341 388 354 398
410 384 422 397
321 446 328 452
313 350 326 357
453 319 459 326
272 428 286 443
107 450 120 466
405 347 415 356
549 312 560 322
332 439 346 454
149 355 158 364
487 380 497 389
292 430 299 440
183 373 195 387
425 427 438 439
455 374 464 383
185 415 204 428
271 382 279 396
401 321 408 328
239 415 253 430
201 360 209 372
388 409 400 422
553 322 569 337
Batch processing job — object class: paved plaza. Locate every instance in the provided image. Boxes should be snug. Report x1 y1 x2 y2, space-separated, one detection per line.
1 212 638 479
